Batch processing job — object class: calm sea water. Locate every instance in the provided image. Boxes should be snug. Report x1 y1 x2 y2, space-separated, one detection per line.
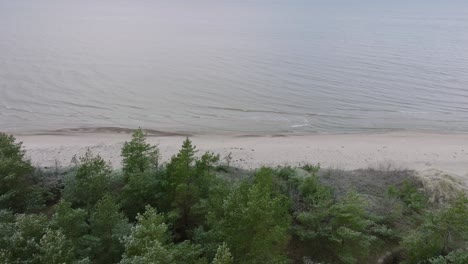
1 0 467 134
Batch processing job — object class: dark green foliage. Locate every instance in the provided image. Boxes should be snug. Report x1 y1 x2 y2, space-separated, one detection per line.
64 149 112 208
301 163 321 174
0 213 48 262
294 172 390 264
51 200 91 258
294 174 335 242
192 178 233 260
205 168 291 264
388 180 428 213
0 134 33 209
1 130 467 264
119 169 162 220
378 180 430 242
90 195 130 263
171 241 206 264
50 197 130 263
166 138 220 240
328 192 379 264
119 128 164 219
51 200 88 244
0 210 88 264
120 206 206 264
0 210 15 253
121 128 159 177
0 133 45 212
428 249 468 264
402 194 468 263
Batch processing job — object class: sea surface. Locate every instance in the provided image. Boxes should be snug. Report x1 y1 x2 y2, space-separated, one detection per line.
1 0 467 134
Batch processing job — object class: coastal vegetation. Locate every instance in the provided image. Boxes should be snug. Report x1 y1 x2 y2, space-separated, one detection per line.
0 129 467 264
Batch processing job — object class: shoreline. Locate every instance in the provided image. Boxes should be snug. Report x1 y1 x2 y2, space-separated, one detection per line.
9 126 468 138
15 131 468 180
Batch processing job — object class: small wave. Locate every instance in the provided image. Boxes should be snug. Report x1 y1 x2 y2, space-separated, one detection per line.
37 127 192 137
291 123 309 128
203 106 320 117
399 111 430 114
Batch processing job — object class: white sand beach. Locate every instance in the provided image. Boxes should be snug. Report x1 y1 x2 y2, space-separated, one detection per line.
17 131 468 178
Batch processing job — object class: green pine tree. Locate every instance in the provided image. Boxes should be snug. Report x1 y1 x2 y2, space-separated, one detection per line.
166 138 219 241
0 133 41 212
121 128 159 177
35 228 76 264
90 195 130 264
64 149 111 208
212 168 291 264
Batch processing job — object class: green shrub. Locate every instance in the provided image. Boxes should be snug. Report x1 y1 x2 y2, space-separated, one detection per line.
388 180 428 213
402 194 468 263
429 250 468 264
301 164 320 175
294 173 385 264
0 133 45 212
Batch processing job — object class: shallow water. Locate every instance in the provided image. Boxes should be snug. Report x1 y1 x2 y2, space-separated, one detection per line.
1 0 467 134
